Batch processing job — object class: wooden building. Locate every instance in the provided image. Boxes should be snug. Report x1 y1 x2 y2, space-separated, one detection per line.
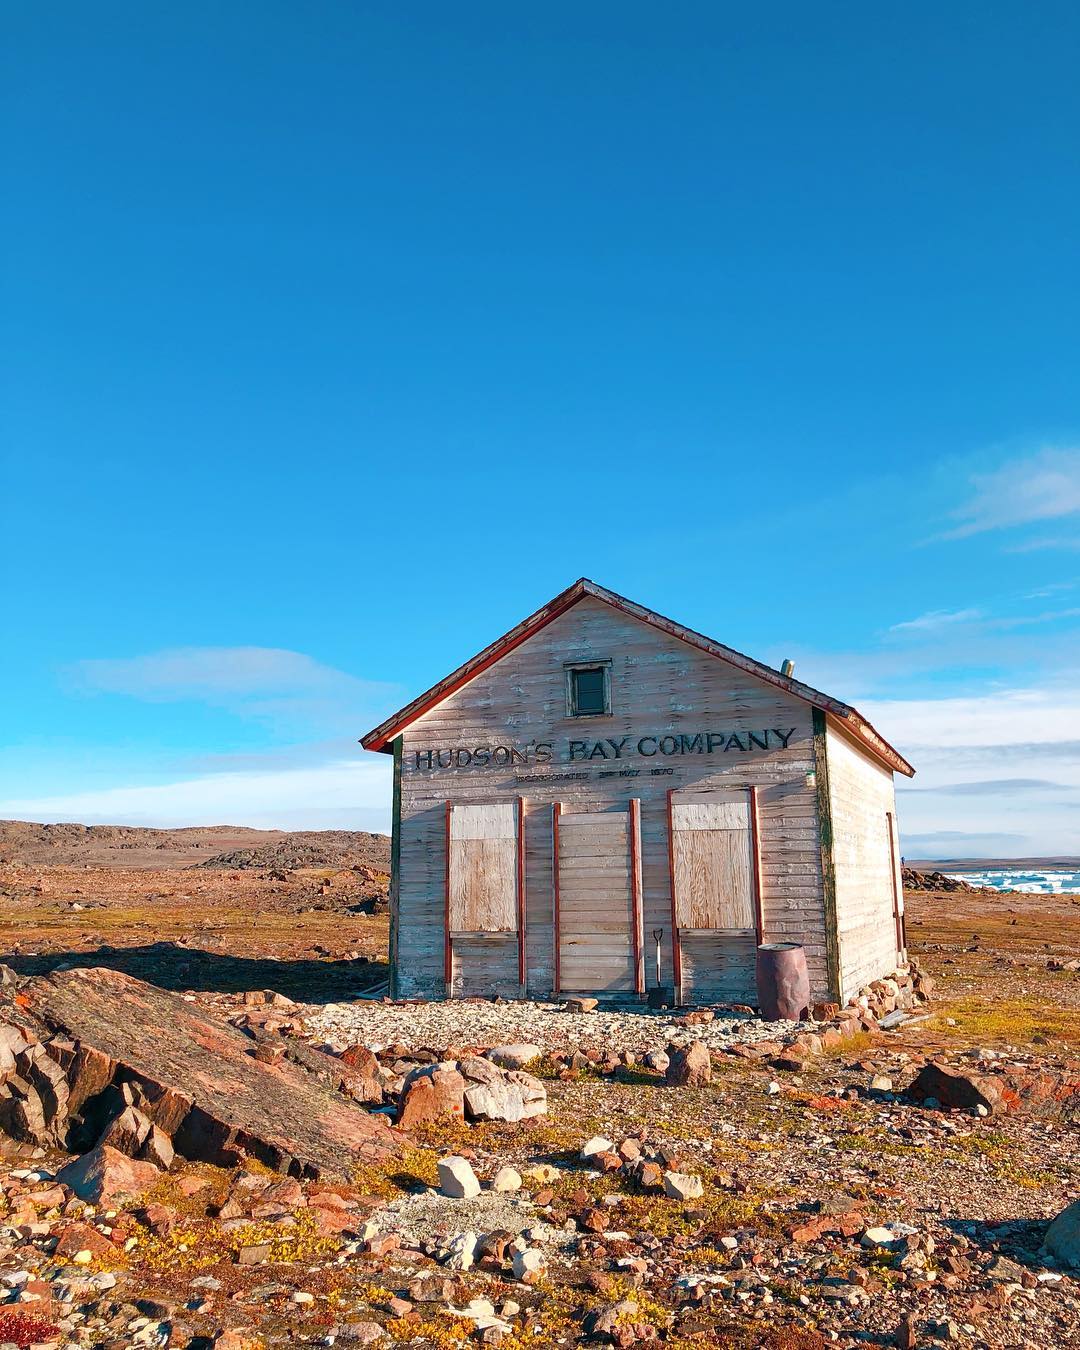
361 579 914 1006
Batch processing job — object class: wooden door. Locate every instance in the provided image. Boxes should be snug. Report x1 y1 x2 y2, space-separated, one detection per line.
670 792 759 1003
555 805 641 994
446 801 524 998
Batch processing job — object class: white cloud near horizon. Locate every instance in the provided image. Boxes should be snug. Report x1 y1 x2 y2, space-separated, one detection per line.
943 446 1080 540
0 758 393 833
861 686 1080 858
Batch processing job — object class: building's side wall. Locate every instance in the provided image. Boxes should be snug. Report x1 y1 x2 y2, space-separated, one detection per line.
824 718 903 1002
395 595 831 1001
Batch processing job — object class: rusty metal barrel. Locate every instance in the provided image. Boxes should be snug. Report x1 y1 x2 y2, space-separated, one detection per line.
755 942 811 1021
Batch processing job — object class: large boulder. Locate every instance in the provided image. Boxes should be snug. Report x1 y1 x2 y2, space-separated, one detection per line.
397 1063 465 1128
1044 1198 1080 1269
459 1058 546 1122
905 1062 1007 1115
665 1041 712 1088
56 1144 161 1203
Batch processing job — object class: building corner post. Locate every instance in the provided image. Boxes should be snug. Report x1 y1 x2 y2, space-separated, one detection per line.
388 735 403 1000
812 709 843 1003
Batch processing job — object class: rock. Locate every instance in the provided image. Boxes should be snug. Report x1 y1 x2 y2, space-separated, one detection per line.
524 1164 559 1185
906 1062 1006 1115
398 1063 466 1128
8 966 399 1178
581 1136 615 1159
443 1230 480 1270
870 1074 894 1092
486 1044 542 1070
237 1242 272 1265
55 1144 160 1203
893 1316 917 1349
438 1155 481 1199
664 1041 711 1087
512 1247 545 1280
457 1059 547 1122
346 1323 387 1345
861 1226 897 1247
662 1171 703 1200
491 1166 522 1193
564 997 598 1012
642 1049 669 1073
55 1221 116 1257
1044 1197 1080 1269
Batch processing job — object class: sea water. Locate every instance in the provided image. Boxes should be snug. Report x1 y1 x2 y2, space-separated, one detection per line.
951 869 1080 895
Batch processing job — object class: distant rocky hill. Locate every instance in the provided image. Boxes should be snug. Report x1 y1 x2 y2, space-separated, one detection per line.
0 820 390 872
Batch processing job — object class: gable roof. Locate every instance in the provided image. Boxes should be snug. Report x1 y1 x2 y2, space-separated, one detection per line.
360 578 915 776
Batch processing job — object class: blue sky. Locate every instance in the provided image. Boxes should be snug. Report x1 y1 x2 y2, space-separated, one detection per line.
2 3 1078 857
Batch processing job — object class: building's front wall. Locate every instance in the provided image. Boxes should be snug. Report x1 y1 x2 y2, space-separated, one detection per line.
394 596 835 1002
823 719 905 1002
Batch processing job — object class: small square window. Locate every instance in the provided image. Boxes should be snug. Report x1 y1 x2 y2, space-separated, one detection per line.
567 664 610 717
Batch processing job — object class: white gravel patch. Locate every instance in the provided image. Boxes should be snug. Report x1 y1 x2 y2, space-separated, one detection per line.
377 1188 542 1243
306 998 799 1055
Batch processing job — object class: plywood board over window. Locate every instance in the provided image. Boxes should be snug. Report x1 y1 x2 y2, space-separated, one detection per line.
671 796 754 931
448 802 520 933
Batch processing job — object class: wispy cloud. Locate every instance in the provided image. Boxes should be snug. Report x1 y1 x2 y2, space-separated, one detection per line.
67 646 399 736
889 608 982 633
0 758 393 832
942 446 1080 540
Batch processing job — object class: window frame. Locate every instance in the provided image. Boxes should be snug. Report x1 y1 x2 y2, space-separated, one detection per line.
564 660 612 718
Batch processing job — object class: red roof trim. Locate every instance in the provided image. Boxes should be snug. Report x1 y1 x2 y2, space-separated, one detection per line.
360 578 915 777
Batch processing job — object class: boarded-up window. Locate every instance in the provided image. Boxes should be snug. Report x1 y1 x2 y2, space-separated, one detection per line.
671 796 754 931
448 802 519 932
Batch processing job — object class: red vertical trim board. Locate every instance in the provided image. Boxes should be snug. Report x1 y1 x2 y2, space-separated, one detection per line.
443 801 453 995
666 789 682 1001
629 798 644 995
517 797 527 988
552 802 562 995
748 785 764 946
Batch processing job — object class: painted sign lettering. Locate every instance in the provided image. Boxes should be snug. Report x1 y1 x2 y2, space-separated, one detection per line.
409 728 797 772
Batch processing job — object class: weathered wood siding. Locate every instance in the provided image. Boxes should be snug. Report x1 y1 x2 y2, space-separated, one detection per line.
824 718 903 1002
395 595 829 1000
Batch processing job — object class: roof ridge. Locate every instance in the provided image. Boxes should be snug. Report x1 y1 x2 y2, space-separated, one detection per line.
359 579 914 777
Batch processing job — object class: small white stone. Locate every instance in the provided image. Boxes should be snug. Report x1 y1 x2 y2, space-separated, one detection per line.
861 1226 896 1247
443 1230 480 1271
512 1247 545 1279
487 1043 542 1069
72 1250 93 1266
292 1290 315 1304
766 1081 781 1095
491 1166 522 1193
438 1155 481 1199
662 1171 704 1201
580 1136 614 1159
